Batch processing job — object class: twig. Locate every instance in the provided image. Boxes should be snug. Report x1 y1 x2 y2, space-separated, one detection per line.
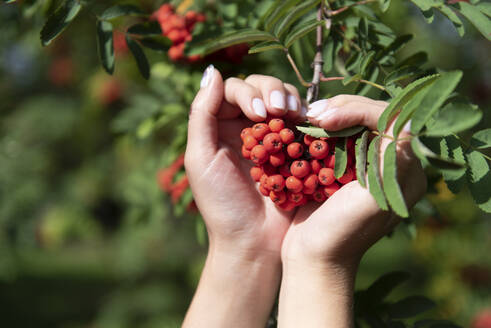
306 3 325 103
320 75 388 92
285 51 311 87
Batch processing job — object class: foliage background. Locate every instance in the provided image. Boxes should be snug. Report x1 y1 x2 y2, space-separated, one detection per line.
0 0 490 327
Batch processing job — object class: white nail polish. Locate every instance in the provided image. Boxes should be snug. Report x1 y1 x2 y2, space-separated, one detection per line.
200 64 214 88
252 98 267 118
307 99 329 118
270 90 286 110
403 120 412 133
287 95 298 112
317 108 339 121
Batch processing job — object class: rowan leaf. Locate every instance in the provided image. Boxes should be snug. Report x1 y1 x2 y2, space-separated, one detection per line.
264 0 302 32
296 125 365 138
367 136 389 210
470 128 491 149
127 21 162 36
466 150 491 213
40 0 82 46
387 296 435 319
437 5 465 37
203 29 276 55
411 137 465 170
383 141 409 217
248 40 285 54
384 66 421 85
440 136 466 193
126 36 150 80
96 21 115 74
273 0 321 38
355 131 370 188
334 137 348 179
365 271 411 303
100 4 145 20
284 19 323 48
425 102 482 136
455 2 491 41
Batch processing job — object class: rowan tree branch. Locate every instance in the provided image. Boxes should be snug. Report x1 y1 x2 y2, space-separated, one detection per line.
306 3 325 103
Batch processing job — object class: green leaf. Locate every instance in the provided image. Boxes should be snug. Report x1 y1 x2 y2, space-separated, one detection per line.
440 136 466 193
366 271 411 304
355 131 370 188
264 0 302 32
323 38 341 74
384 66 421 85
273 0 321 38
425 102 482 136
437 5 465 37
126 36 150 80
356 67 380 96
466 150 491 213
379 0 392 12
387 296 435 319
410 0 435 23
248 40 284 54
477 2 491 17
203 29 276 55
411 137 465 170
359 51 376 77
470 128 491 149
367 136 389 210
127 21 162 36
383 141 409 217
455 2 491 41
396 51 428 68
296 125 365 138
96 21 115 75
139 36 172 52
392 87 431 138
284 19 323 48
376 34 413 61
378 74 440 132
343 74 362 86
100 4 145 20
40 0 82 46
334 138 348 179
409 71 462 134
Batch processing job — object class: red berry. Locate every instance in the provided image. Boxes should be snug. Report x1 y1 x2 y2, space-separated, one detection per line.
250 166 263 182
263 133 283 153
309 140 329 159
262 163 277 176
279 164 291 177
319 168 335 186
286 176 303 193
279 128 295 144
304 174 319 190
303 187 315 195
324 153 335 169
267 174 285 192
311 159 323 174
324 183 340 198
167 29 187 43
259 184 270 196
243 135 258 150
260 174 268 188
288 191 304 203
270 190 286 205
312 188 327 202
279 200 297 211
287 142 303 159
268 118 285 132
241 127 253 140
168 43 185 61
242 145 251 159
250 145 268 164
290 160 311 178
337 167 354 184
168 15 186 31
269 152 285 167
252 123 270 140
303 134 315 146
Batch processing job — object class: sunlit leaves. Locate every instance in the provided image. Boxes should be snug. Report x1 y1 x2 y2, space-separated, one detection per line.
355 131 370 188
367 136 389 211
466 150 491 213
40 0 82 46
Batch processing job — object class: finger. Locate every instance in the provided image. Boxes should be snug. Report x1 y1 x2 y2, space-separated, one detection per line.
306 95 387 131
186 65 224 165
244 74 289 116
283 83 304 122
223 77 268 122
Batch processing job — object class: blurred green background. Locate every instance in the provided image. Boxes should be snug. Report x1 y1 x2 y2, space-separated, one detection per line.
0 0 490 327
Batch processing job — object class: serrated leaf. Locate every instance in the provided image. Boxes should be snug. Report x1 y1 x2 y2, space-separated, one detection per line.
264 0 302 32
296 125 365 138
126 36 149 80
139 36 171 52
273 0 321 38
470 128 491 149
387 296 435 319
40 0 82 46
385 66 421 85
392 86 431 138
366 271 411 303
334 138 348 179
203 29 276 55
355 131 370 188
466 150 491 213
411 137 465 170
440 136 466 193
100 4 144 20
378 74 440 132
455 2 491 41
248 40 284 54
383 142 409 217
367 136 389 210
425 102 482 136
409 71 463 134
284 19 323 48
437 5 465 37
127 21 162 36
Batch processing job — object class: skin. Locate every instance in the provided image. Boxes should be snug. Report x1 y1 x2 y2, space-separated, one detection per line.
182 68 426 328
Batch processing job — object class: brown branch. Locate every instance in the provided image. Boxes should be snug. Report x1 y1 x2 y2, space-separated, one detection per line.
285 51 312 87
306 4 325 103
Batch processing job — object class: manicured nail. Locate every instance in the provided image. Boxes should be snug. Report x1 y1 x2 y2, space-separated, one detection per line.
317 107 339 121
287 95 298 112
270 90 286 110
252 98 267 118
403 120 412 133
200 64 214 88
307 99 329 118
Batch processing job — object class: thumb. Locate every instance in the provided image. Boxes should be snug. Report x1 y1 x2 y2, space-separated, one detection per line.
186 65 224 165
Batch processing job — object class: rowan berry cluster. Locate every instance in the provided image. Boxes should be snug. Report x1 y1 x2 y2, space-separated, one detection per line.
242 118 357 211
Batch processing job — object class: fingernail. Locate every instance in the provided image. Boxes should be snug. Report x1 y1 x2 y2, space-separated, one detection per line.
403 120 412 133
307 99 329 118
270 90 286 110
300 106 308 117
317 107 339 121
200 64 214 88
252 98 267 118
287 95 298 112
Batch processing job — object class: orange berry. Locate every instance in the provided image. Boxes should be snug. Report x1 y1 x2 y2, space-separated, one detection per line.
311 159 323 174
243 135 258 150
252 123 270 140
337 167 355 184
250 166 263 182
250 145 268 164
312 187 327 202
268 118 285 132
303 187 315 195
285 176 303 193
259 184 270 196
260 174 268 188
309 140 329 159
303 174 319 190
267 174 285 192
287 142 303 159
168 43 185 61
303 134 315 146
242 145 251 159
262 163 277 176
290 160 311 178
263 133 283 153
319 168 335 186
241 127 253 140
167 29 187 43
324 153 335 168
279 200 297 211
270 190 286 205
270 152 285 167
279 163 291 177
279 128 295 144
324 183 340 198
288 191 304 203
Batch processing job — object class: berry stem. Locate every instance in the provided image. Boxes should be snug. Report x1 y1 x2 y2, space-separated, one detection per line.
285 51 312 88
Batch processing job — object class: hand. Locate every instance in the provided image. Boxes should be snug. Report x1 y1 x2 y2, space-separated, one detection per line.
183 66 305 328
278 95 427 327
